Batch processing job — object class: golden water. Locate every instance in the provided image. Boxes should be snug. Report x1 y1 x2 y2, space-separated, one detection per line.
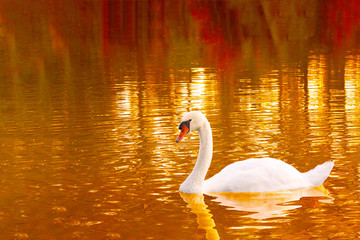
1 1 360 239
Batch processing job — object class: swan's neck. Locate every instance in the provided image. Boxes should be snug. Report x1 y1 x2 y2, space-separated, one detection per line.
180 121 213 193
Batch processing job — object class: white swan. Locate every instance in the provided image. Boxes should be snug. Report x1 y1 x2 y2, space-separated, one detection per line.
176 111 334 193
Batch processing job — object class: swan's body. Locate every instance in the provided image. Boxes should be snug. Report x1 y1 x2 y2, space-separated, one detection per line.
176 111 334 194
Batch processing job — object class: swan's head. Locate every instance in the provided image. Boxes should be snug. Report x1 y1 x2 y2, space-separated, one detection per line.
176 111 207 143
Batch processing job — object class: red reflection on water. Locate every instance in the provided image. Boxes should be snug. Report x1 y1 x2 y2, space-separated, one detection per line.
319 0 360 50
187 1 237 69
1 0 360 74
96 0 360 70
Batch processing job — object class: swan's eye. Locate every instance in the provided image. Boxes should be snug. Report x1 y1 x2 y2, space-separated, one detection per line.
179 119 191 130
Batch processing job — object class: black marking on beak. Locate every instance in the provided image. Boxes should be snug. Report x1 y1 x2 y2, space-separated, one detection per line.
179 120 191 130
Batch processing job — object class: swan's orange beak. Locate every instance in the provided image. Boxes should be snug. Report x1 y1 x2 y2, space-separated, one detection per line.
176 125 189 143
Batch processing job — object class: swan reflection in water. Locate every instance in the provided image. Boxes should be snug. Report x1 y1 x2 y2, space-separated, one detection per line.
180 185 332 239
180 193 220 240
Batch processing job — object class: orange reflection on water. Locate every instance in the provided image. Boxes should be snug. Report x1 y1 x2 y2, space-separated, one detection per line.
307 54 330 151
307 54 327 111
188 68 210 110
2 1 360 239
173 68 218 114
245 71 281 157
344 54 360 151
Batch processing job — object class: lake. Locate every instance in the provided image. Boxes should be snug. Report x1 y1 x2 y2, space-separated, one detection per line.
0 1 360 239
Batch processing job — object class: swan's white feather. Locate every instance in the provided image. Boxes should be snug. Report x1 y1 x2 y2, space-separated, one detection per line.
203 158 333 193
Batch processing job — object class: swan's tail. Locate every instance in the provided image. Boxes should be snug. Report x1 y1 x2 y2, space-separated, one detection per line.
302 161 334 187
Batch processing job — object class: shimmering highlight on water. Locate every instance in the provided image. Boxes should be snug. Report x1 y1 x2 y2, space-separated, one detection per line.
1 1 360 239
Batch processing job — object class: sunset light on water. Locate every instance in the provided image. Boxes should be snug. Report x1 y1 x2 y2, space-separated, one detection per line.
1 1 360 239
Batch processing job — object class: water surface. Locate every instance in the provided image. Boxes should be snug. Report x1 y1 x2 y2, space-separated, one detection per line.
1 1 360 239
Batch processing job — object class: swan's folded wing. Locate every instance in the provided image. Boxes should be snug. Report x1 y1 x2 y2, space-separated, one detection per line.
204 158 311 193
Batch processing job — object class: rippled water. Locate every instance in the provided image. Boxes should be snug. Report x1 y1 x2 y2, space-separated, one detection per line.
1 1 360 239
